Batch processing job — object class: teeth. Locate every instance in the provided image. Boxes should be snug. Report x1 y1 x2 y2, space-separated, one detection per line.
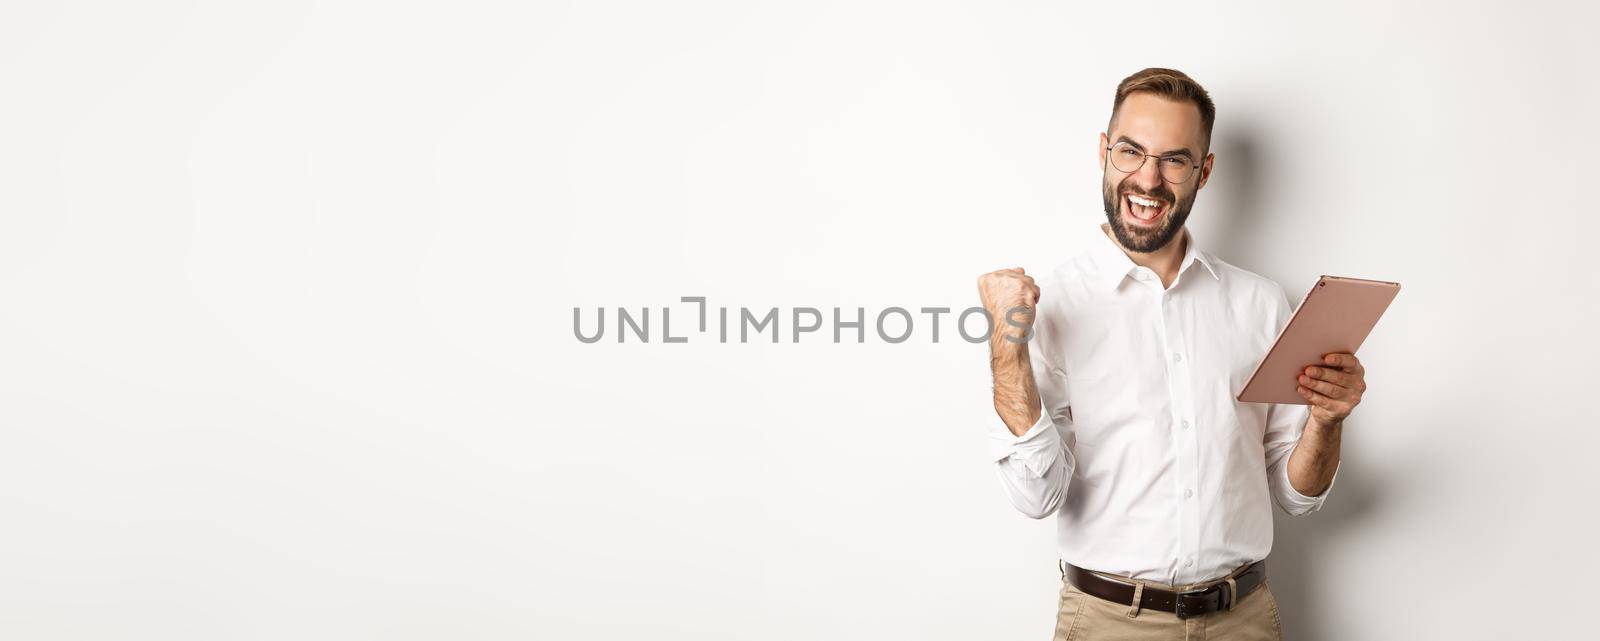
1128 195 1160 207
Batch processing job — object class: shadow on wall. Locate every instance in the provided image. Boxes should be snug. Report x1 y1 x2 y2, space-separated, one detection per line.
1269 458 1388 641
1199 126 1266 269
1207 126 1389 641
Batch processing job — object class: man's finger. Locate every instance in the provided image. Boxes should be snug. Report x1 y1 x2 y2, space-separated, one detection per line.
1297 385 1343 412
1304 366 1354 388
1296 385 1325 405
1297 374 1347 400
1322 353 1364 374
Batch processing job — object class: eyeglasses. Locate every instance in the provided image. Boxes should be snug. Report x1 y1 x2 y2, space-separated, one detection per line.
1105 141 1201 184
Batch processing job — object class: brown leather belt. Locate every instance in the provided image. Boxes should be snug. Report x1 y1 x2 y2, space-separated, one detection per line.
1063 559 1266 619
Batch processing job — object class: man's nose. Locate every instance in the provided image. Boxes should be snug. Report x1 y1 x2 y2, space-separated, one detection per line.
1133 157 1163 190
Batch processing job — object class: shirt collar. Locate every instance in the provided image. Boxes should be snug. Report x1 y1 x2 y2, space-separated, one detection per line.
1090 224 1220 292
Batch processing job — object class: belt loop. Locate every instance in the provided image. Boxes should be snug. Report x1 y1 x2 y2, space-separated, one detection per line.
1225 577 1239 611
1126 581 1144 618
1059 559 1066 578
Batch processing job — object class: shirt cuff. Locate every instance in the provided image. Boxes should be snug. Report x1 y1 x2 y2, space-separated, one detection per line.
987 410 1059 479
1275 452 1338 515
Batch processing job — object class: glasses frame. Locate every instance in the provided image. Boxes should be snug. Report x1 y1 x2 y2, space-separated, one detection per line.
1104 141 1202 184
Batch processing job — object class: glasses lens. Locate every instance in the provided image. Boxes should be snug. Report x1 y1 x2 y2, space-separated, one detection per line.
1159 157 1195 183
1108 143 1145 173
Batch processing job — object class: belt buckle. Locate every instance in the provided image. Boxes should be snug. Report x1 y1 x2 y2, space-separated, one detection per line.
1173 589 1197 619
1173 584 1222 620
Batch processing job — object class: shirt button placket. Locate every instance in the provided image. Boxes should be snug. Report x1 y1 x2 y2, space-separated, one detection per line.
1164 291 1201 583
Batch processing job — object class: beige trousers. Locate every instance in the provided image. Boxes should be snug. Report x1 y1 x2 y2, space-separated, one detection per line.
1051 568 1283 641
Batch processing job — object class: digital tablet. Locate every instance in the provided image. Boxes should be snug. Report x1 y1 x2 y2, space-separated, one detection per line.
1237 275 1401 404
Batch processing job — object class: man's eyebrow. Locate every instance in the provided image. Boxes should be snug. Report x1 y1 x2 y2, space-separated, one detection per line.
1114 135 1195 160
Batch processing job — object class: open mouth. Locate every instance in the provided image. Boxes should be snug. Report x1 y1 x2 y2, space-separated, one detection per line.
1123 193 1169 225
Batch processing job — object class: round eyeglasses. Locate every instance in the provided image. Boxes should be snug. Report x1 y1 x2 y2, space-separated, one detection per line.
1105 141 1201 184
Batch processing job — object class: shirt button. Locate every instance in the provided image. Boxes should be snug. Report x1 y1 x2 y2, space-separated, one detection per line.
1184 488 1194 498
1172 352 1183 363
1181 419 1190 430
1184 558 1194 567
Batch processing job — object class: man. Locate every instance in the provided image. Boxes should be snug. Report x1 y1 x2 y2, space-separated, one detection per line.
978 68 1362 640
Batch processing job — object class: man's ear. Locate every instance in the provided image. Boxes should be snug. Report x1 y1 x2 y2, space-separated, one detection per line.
1098 132 1109 172
1196 152 1215 190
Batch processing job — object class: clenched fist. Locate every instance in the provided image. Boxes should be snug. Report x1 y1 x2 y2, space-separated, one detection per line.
977 267 1041 346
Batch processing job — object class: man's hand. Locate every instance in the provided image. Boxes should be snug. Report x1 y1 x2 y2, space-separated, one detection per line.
1287 352 1363 497
977 267 1041 347
1297 353 1366 428
979 267 1043 436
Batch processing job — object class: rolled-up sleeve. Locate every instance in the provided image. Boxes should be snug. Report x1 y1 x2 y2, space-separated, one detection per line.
989 408 1074 519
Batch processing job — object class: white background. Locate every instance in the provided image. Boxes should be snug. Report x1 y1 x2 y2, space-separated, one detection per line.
2 1 1596 639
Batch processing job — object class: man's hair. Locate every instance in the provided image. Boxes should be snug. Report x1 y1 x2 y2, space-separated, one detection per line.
1109 68 1216 150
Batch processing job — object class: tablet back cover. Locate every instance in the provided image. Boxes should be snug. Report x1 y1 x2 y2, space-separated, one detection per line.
1237 276 1400 404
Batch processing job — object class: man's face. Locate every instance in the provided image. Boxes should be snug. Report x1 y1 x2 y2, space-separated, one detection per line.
1099 92 1214 253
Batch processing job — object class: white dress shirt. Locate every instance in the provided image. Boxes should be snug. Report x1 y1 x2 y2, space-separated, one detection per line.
989 225 1334 586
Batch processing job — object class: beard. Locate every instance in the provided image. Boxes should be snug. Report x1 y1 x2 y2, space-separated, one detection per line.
1101 175 1196 253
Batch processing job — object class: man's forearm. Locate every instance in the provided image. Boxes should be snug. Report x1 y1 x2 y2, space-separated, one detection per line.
1286 415 1341 497
991 341 1042 437
977 267 1043 437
